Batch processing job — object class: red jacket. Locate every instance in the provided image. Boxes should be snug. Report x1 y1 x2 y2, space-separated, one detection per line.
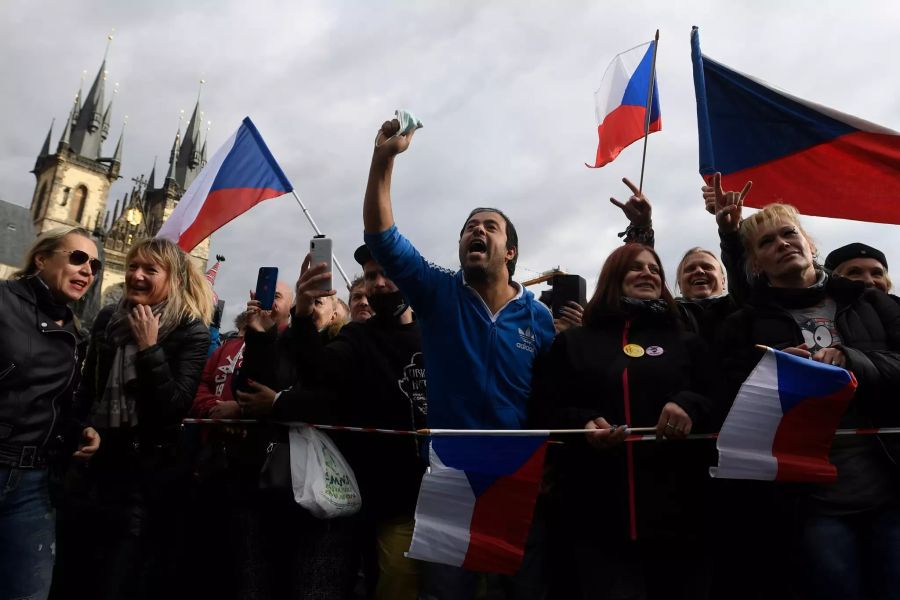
190 337 245 417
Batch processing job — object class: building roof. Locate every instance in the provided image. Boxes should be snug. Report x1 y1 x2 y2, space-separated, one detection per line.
0 199 35 269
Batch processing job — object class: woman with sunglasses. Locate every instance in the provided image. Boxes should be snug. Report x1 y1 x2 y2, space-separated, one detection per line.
0 226 102 600
55 238 212 600
532 243 718 600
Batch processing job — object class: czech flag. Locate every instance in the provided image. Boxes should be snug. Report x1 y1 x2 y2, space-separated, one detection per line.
407 434 547 575
712 347 856 483
157 117 293 252
691 26 900 225
586 39 661 169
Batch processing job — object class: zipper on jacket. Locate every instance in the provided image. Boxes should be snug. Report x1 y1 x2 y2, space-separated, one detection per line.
621 318 638 541
0 363 14 381
484 323 497 424
39 327 80 454
465 283 522 323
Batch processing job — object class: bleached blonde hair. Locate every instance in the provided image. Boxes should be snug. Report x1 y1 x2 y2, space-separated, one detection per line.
739 203 818 274
125 238 214 327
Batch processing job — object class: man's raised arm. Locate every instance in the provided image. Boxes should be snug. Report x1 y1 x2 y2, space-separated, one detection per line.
364 118 417 234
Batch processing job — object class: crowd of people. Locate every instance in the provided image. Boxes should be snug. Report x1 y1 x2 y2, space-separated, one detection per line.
2 116 899 600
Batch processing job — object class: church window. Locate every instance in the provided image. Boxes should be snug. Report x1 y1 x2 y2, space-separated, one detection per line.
33 183 48 219
69 185 87 223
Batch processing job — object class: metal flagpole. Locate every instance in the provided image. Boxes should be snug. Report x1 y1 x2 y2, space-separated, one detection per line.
290 189 352 289
637 29 660 196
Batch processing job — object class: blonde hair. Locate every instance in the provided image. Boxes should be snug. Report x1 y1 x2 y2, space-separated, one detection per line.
739 203 818 274
125 238 214 327
834 261 894 292
675 247 725 294
13 226 95 279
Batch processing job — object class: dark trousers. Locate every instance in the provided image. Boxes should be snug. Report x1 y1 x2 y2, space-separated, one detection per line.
255 490 360 600
51 437 190 600
802 504 900 600
708 479 804 600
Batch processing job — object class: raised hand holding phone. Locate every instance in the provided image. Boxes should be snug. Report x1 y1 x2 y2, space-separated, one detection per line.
309 236 333 291
255 267 278 310
294 252 336 318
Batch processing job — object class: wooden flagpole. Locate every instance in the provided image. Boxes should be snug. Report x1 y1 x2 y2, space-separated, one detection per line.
637 29 660 196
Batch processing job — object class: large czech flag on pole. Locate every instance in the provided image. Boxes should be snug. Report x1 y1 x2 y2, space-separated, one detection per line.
712 347 856 483
586 40 661 168
691 26 900 225
157 117 293 251
407 434 547 575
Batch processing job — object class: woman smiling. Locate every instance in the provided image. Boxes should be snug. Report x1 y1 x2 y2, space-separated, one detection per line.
57 238 212 600
533 243 717 600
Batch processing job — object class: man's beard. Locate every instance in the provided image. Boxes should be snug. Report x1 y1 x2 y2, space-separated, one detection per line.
463 263 490 285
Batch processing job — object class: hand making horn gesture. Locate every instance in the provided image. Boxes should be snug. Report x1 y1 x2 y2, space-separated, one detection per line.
701 172 752 233
609 177 652 227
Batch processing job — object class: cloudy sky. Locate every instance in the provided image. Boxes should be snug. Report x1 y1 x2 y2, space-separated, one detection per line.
3 0 900 325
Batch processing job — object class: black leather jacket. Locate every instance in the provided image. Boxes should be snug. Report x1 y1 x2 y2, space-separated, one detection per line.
74 304 210 448
0 278 88 467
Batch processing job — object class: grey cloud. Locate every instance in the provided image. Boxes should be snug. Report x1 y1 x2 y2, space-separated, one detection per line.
3 1 900 327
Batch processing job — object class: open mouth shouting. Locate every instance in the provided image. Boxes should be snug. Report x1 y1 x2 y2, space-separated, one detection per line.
467 238 488 259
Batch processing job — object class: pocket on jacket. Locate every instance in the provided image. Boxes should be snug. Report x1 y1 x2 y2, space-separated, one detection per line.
0 422 11 439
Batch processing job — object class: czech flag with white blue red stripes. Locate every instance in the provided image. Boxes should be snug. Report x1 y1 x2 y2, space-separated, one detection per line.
691 26 900 225
157 117 293 252
586 39 661 168
712 347 856 483
407 434 547 575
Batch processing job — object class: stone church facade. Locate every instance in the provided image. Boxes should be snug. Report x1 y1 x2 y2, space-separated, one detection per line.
19 48 212 318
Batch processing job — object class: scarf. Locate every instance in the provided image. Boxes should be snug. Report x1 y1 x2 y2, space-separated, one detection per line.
27 275 70 322
620 297 671 315
756 269 829 309
93 300 174 428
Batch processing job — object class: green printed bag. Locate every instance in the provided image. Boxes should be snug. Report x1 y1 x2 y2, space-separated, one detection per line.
289 425 362 518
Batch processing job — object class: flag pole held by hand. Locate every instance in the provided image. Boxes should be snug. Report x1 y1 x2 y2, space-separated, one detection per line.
637 29 660 196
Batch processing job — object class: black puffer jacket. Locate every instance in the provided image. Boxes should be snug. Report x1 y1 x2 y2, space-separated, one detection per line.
718 275 900 510
74 304 209 447
0 278 88 466
718 275 900 430
532 303 718 542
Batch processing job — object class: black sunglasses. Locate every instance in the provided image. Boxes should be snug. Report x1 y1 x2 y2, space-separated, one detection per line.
54 250 103 275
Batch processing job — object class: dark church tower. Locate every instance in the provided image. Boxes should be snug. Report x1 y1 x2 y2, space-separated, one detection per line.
30 41 122 236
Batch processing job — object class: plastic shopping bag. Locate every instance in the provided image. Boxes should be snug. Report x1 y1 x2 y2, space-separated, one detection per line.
289 425 362 518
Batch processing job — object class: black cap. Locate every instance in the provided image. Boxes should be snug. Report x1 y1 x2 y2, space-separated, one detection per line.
824 243 888 272
354 244 373 266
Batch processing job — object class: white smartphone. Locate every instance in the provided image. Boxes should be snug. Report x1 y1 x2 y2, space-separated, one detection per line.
309 235 333 291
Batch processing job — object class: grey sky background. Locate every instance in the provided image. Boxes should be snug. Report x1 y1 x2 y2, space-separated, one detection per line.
3 0 900 326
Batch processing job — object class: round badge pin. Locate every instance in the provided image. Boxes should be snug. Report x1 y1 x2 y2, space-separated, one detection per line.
646 346 664 357
623 343 645 358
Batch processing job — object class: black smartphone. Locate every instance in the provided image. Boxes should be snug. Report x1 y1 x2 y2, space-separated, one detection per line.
255 267 279 310
551 274 586 318
211 299 226 330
